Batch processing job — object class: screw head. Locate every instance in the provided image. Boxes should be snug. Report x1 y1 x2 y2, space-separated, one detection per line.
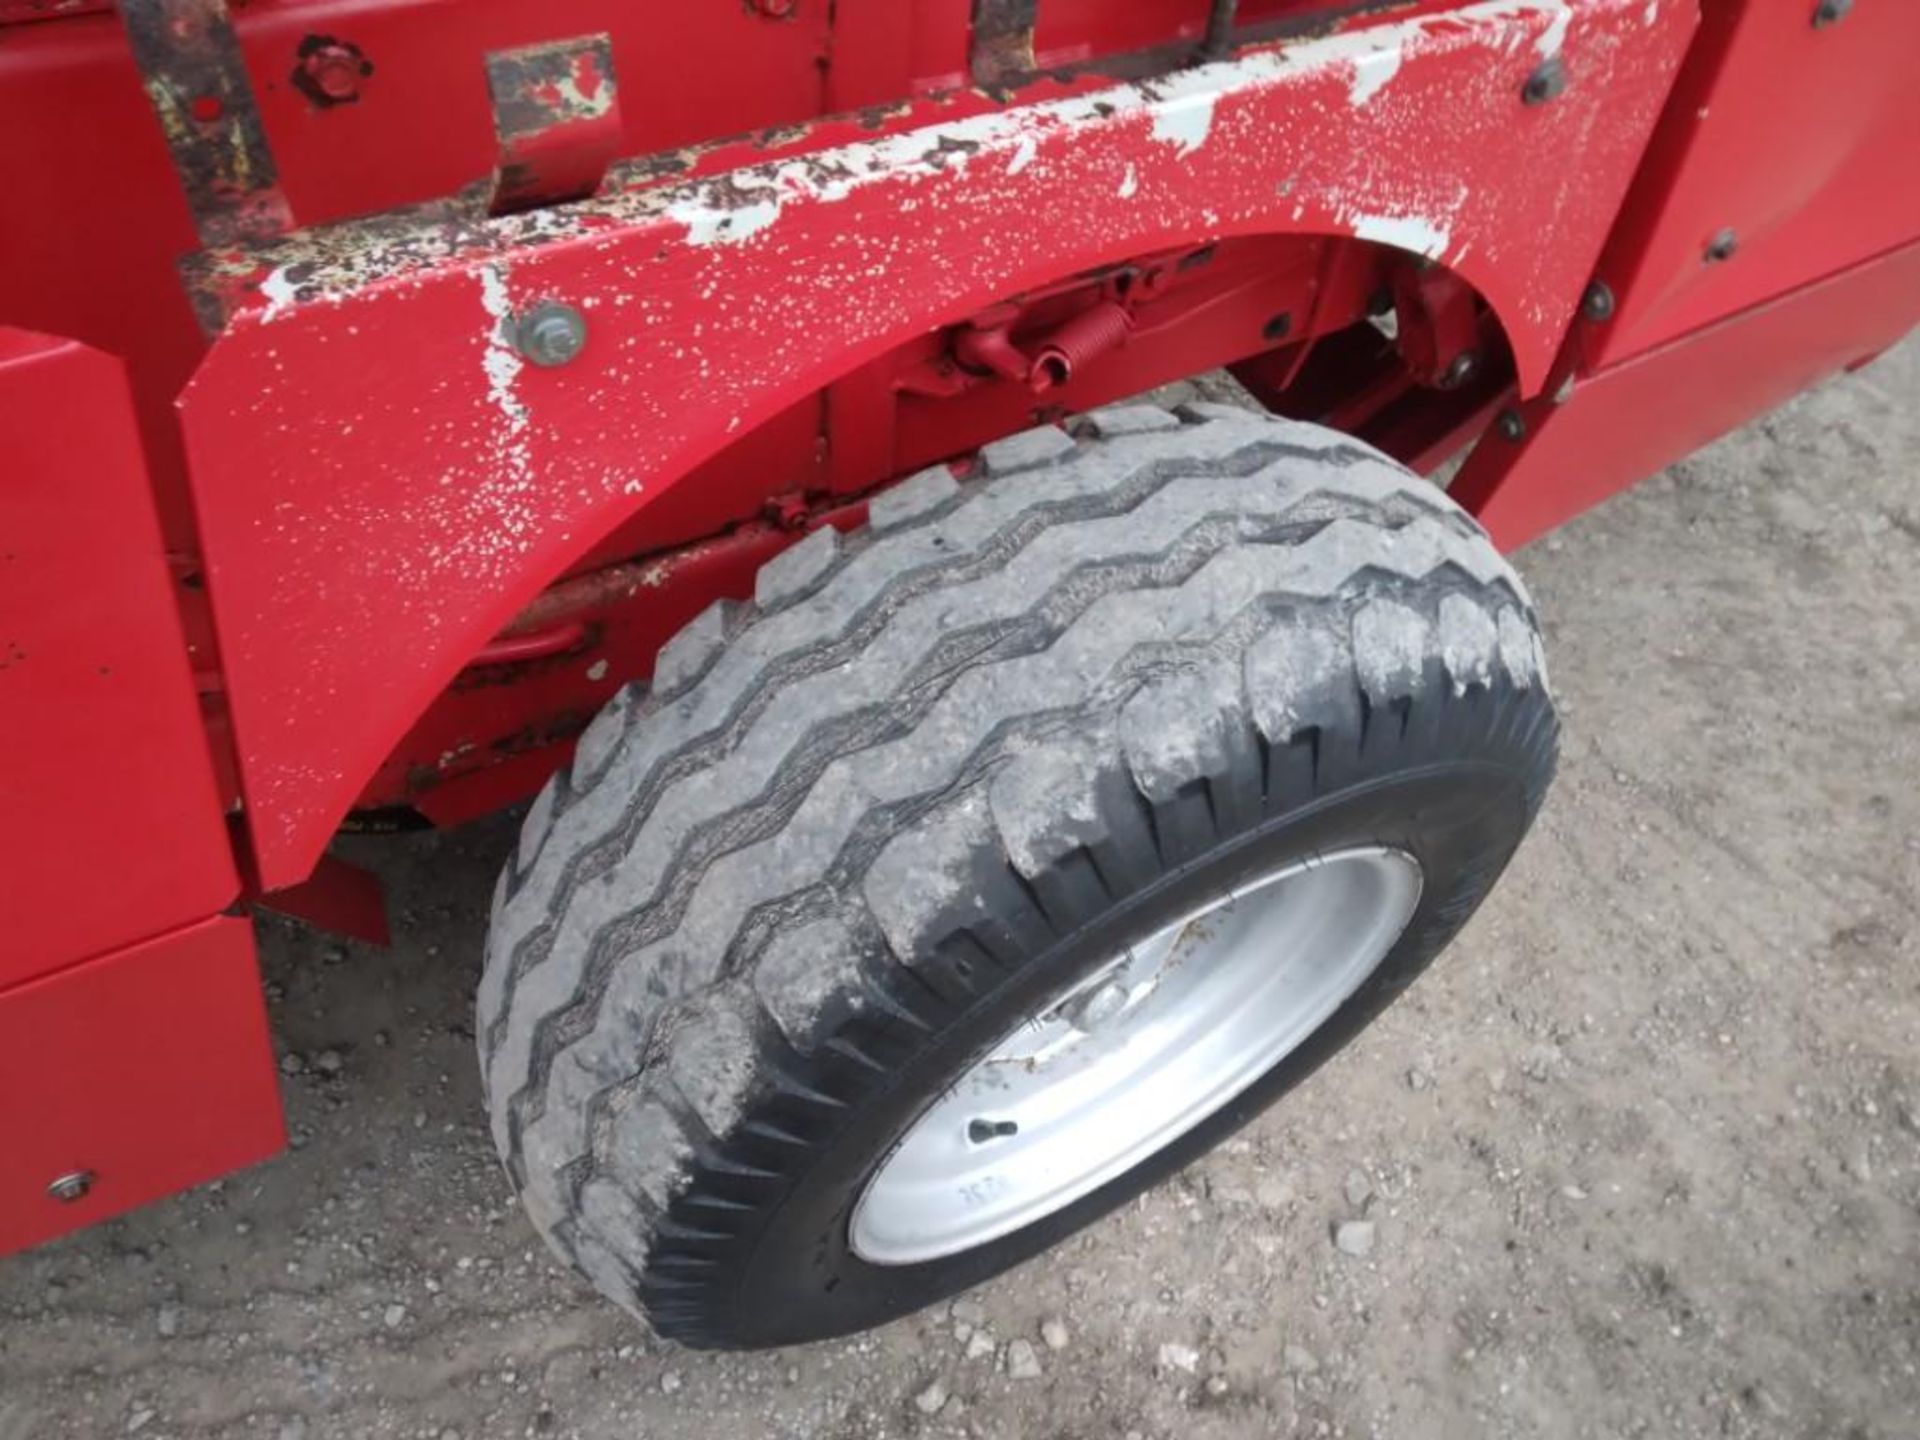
1581 280 1616 322
1496 409 1527 442
1704 227 1739 264
1439 351 1479 389
513 302 588 367
1812 0 1853 27
1522 57 1568 105
1263 313 1292 342
47 1170 94 1204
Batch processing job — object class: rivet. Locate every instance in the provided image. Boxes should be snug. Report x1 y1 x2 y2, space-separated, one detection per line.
1812 0 1853 28
1522 57 1568 106
1263 313 1292 341
47 1170 95 1203
1496 409 1527 442
513 301 589 367
1581 280 1616 322
1704 228 1739 264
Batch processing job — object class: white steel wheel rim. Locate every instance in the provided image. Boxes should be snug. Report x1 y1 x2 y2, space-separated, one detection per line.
848 845 1423 1266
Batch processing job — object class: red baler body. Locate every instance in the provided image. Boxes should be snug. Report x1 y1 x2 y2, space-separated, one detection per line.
3 0 1916 1250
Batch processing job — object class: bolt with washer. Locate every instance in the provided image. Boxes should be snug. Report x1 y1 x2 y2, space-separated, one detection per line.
513 302 589 368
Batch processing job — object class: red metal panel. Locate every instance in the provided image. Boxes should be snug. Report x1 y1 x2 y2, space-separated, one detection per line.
0 329 238 987
1589 0 1920 368
1453 237 1920 553
0 915 284 1255
177 0 1693 889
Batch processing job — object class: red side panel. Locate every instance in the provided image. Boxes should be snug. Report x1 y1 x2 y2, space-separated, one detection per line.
0 329 239 988
1591 0 1920 368
0 915 284 1254
1455 237 1920 552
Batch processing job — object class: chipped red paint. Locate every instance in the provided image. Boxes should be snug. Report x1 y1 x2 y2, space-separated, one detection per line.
180 0 1694 888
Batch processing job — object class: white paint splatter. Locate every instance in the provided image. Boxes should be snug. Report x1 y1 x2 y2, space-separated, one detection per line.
1642 0 1659 24
477 266 527 430
1351 213 1451 260
1535 1 1573 58
1149 92 1216 157
1007 135 1038 175
260 266 299 322
1118 164 1139 199
668 196 783 247
1348 46 1404 107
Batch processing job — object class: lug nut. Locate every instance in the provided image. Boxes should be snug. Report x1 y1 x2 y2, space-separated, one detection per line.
1496 409 1527 442
513 302 589 367
1581 280 1616 322
1704 228 1739 264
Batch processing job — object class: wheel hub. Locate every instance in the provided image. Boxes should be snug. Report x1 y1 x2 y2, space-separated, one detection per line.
848 845 1424 1266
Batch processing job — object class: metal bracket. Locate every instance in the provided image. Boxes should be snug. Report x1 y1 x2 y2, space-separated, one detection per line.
120 0 292 247
970 0 1038 91
486 34 622 216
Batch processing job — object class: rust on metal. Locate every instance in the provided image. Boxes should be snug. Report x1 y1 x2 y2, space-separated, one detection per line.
486 33 622 216
970 0 1038 92
120 0 293 247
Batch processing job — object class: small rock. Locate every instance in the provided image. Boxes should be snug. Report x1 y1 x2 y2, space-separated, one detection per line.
1334 1219 1376 1257
276 1420 309 1440
1204 1375 1230 1398
1006 1338 1043 1380
1283 1343 1320 1375
314 1049 345 1076
1040 1317 1070 1351
1562 1184 1589 1201
965 1330 996 1362
1407 1068 1432 1092
1158 1342 1201 1374
914 1379 949 1415
660 1371 683 1395
279 1053 304 1076
1343 1169 1373 1208
950 1298 987 1326
127 1411 156 1435
1256 1177 1294 1209
156 1304 180 1338
382 1303 406 1330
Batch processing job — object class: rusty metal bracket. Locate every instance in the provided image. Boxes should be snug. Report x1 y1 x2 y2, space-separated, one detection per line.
970 0 1038 91
486 34 622 216
120 0 293 247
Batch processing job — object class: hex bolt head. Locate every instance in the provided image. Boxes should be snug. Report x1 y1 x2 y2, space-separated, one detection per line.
1496 409 1528 442
513 302 589 367
47 1170 94 1203
1812 0 1853 27
1581 280 1616 322
1704 228 1740 264
305 45 364 101
1522 57 1568 105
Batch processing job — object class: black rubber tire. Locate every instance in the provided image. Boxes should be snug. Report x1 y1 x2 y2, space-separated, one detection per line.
477 403 1557 1349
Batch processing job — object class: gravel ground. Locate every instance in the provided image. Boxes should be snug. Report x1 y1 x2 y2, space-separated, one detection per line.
4 339 1918 1440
